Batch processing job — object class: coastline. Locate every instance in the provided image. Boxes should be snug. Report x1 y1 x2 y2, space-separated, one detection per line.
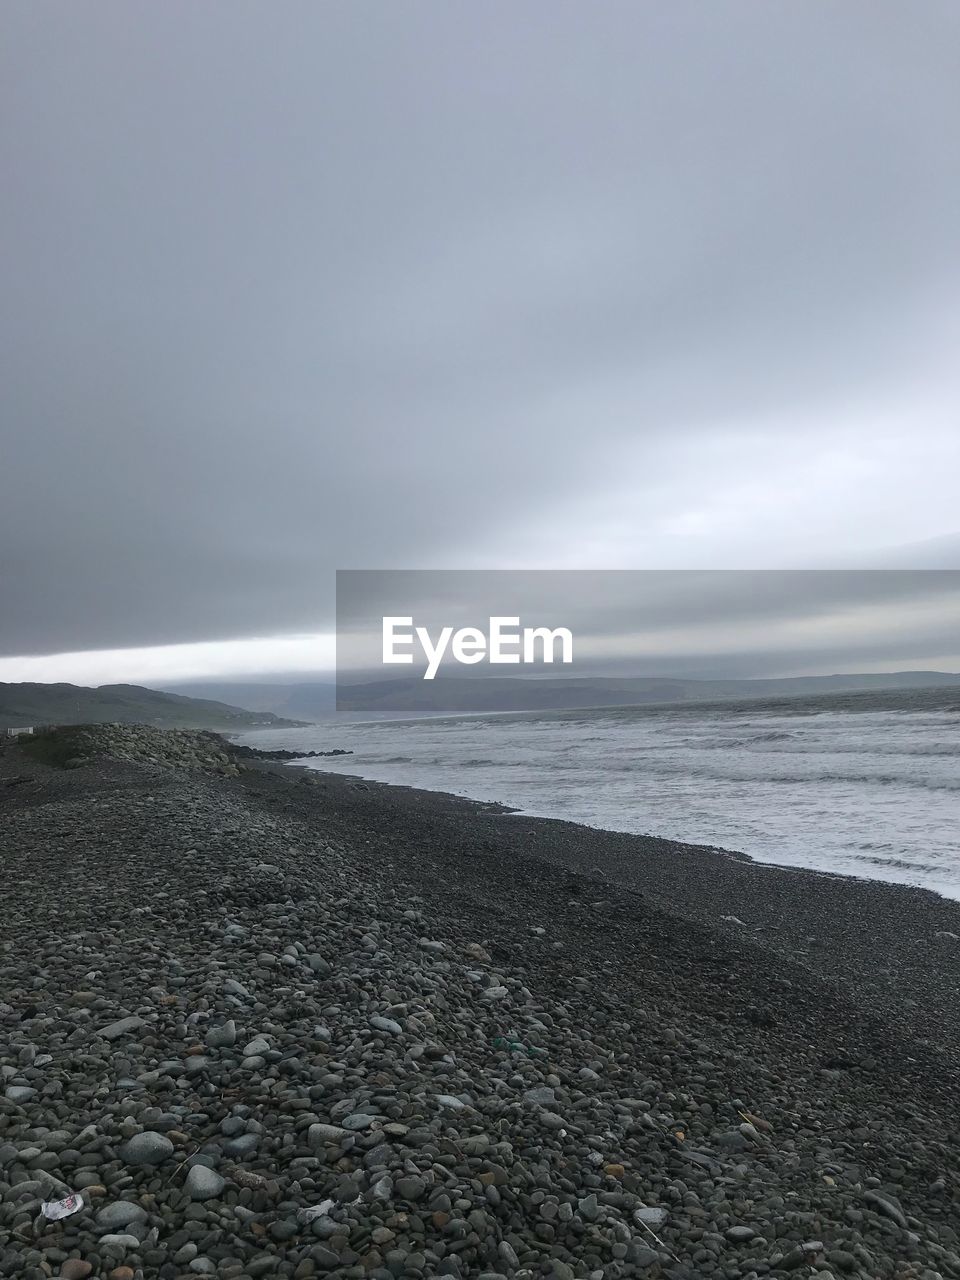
2 730 959 1280
233 689 960 907
268 760 960 1057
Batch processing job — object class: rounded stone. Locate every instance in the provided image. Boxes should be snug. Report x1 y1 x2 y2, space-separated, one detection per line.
185 1165 226 1200
119 1131 174 1166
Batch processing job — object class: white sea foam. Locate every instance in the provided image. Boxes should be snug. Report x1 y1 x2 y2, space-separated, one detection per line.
240 688 960 900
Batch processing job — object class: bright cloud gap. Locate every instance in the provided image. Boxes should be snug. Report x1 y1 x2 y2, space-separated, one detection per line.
0 635 338 686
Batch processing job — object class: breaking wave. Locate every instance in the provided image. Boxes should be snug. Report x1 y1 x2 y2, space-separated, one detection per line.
242 688 960 900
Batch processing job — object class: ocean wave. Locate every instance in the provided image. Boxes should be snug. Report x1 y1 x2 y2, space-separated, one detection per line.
846 852 944 873
250 699 960 899
576 753 959 788
773 771 960 792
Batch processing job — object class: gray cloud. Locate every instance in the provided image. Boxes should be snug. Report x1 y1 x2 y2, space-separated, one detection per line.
2 1 959 661
335 569 960 679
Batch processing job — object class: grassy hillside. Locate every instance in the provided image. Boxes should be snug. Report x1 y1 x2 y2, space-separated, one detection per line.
0 682 305 730
160 680 336 720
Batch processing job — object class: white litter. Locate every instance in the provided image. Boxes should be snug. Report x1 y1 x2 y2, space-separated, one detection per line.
296 1199 336 1225
41 1192 84 1221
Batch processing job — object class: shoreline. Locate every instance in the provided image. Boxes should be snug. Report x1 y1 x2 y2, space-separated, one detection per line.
292 761 910 883
2 728 960 1280
260 759 960 1057
233 708 960 905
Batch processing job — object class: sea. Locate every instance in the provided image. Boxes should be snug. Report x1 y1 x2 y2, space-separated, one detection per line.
238 686 960 901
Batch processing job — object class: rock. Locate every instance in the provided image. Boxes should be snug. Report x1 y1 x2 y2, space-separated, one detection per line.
725 1225 756 1242
717 1129 750 1151
60 1262 94 1279
341 1112 377 1130
827 1250 858 1272
119 1131 174 1165
539 1111 568 1129
98 1234 140 1254
95 1202 149 1232
578 1193 600 1221
223 1133 259 1158
310 1246 341 1268
308 1123 348 1146
96 1016 147 1040
635 1206 668 1229
185 1164 225 1199
242 1035 271 1056
781 1241 825 1268
370 1174 393 1200
205 1019 236 1048
434 1094 468 1110
499 1241 520 1268
864 1190 908 1228
396 1175 427 1201
464 942 492 962
5 1085 37 1102
370 1015 403 1035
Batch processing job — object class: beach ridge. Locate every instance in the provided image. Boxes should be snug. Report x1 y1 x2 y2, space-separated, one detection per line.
1 727 958 1280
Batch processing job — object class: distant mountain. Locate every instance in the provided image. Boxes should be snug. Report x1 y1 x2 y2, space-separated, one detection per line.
163 670 960 719
161 681 337 720
0 682 306 730
335 670 960 714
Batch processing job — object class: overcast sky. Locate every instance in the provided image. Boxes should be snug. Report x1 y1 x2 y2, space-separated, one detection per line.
2 2 959 684
334 570 960 680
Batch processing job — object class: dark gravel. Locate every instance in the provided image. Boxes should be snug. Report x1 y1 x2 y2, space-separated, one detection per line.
272 763 960 1055
1 729 958 1280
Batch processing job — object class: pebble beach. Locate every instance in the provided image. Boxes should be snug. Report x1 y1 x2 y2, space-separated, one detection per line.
1 725 959 1280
